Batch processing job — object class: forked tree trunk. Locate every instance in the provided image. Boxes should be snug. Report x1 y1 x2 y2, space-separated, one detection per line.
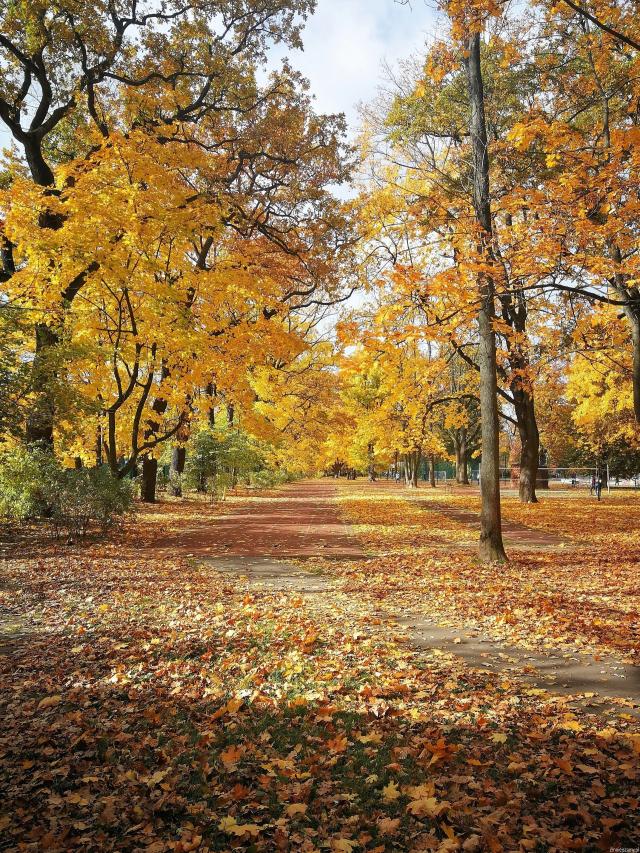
141 457 158 503
404 450 421 488
465 31 507 562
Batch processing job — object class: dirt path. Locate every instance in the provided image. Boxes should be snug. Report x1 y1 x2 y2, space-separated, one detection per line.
190 481 639 715
154 480 363 559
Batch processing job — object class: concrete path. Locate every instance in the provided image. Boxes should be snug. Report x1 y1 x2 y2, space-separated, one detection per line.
398 614 640 716
185 481 638 715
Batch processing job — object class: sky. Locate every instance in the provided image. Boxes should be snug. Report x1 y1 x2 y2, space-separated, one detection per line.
0 1 437 152
287 0 437 134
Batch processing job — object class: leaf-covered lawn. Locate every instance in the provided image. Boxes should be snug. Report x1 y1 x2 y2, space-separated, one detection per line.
1 493 639 852
330 483 640 664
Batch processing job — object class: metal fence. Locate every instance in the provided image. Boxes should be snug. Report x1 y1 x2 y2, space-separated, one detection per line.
382 465 640 489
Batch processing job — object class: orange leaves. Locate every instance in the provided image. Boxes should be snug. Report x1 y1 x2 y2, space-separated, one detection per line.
220 744 245 770
377 815 401 835
300 629 319 653
284 802 307 817
406 795 450 818
3 490 640 852
209 696 244 721
37 694 62 711
326 733 349 754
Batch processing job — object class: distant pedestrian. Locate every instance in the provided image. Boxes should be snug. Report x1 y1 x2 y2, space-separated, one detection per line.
595 477 602 501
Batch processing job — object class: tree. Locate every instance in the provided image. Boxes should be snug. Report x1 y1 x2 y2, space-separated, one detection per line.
461 27 506 560
0 0 324 446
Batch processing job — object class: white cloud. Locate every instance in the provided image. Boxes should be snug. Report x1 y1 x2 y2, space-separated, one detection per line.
0 1 438 152
287 0 437 132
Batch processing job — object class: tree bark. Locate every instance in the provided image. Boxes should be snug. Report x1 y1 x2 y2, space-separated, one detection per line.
141 457 158 503
455 427 470 484
429 453 437 488
95 422 103 467
513 390 539 503
627 310 640 423
169 446 186 497
25 323 59 445
404 450 421 488
23 137 56 187
464 30 507 562
368 442 376 481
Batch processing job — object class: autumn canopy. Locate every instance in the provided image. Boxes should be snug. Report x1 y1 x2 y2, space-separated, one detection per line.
1 1 640 851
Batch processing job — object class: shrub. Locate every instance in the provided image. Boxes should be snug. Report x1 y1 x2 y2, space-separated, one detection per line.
249 469 292 489
0 447 134 534
49 465 134 535
0 446 60 520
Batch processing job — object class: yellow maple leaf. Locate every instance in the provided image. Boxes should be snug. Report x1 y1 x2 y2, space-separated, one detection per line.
377 817 400 835
331 839 356 853
218 816 261 837
406 796 450 818
285 803 307 817
382 780 401 802
225 697 243 714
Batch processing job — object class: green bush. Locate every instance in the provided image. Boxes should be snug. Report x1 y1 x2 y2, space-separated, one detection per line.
0 447 134 534
0 446 60 520
50 465 134 535
249 469 291 489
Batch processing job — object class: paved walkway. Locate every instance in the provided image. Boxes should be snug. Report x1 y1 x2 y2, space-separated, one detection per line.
178 480 638 715
154 480 363 559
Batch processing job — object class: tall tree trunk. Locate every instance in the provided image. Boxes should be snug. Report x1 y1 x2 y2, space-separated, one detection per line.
429 453 436 488
513 390 539 503
21 142 58 446
460 428 469 484
25 323 58 445
626 310 640 423
169 446 186 497
455 427 469 484
95 422 103 467
464 31 507 562
368 442 376 481
141 457 158 503
23 137 56 187
404 450 421 488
